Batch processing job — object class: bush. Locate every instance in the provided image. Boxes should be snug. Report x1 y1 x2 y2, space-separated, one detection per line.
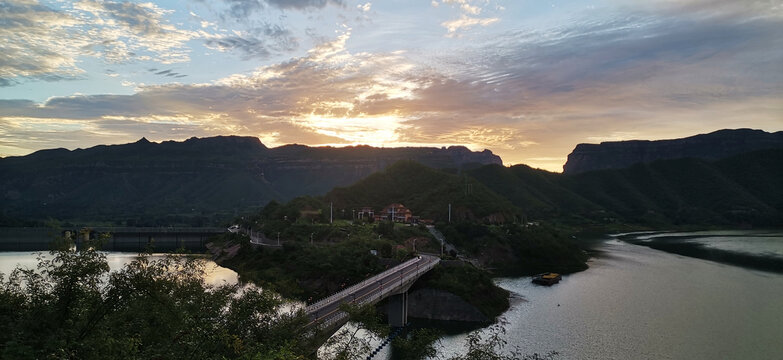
0 239 309 359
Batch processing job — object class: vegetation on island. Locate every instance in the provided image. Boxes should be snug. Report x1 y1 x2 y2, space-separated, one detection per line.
414 264 511 320
438 223 588 275
217 233 394 301
214 199 442 301
210 160 590 323
209 192 515 321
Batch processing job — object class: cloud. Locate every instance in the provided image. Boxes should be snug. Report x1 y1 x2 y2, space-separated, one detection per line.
149 68 187 78
624 0 783 19
0 0 199 86
221 0 264 19
265 0 344 10
0 0 87 85
74 0 197 64
0 30 421 151
203 23 298 59
441 15 499 36
442 0 482 15
436 0 499 36
208 0 344 18
2 3 782 171
205 36 273 59
404 10 782 165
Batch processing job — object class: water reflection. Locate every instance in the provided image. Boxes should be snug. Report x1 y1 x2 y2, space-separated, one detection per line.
435 235 783 359
0 251 238 287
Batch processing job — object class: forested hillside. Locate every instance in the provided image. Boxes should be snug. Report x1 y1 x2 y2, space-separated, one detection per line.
469 149 783 226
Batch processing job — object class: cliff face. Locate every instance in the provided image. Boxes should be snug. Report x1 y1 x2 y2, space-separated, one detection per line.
0 136 502 224
563 129 783 174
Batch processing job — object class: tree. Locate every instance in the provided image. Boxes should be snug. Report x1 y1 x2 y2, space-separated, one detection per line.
0 236 310 359
391 328 441 360
320 303 388 360
447 323 559 360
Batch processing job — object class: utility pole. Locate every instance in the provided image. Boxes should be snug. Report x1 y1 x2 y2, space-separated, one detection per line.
330 202 333 224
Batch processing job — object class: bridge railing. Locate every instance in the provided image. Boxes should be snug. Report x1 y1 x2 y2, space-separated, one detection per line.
306 256 423 314
311 256 440 331
356 256 439 307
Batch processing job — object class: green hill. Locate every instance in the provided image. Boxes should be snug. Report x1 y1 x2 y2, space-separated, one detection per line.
467 164 599 220
467 149 783 227
324 161 521 223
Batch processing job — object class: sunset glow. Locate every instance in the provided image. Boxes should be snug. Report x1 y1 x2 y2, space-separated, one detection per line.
1 0 781 171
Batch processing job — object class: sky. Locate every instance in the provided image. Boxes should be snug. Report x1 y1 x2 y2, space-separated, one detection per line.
1 0 781 172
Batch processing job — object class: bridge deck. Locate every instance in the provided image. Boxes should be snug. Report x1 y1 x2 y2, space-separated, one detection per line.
306 255 439 330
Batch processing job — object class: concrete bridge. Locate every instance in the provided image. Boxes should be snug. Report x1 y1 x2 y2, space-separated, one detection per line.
89 227 224 251
0 227 224 252
306 254 440 333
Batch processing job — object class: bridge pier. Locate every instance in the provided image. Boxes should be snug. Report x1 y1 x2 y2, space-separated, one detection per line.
387 291 408 327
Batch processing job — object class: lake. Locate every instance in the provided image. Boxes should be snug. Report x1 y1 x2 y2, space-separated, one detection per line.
2 231 782 359
432 231 783 359
0 251 239 287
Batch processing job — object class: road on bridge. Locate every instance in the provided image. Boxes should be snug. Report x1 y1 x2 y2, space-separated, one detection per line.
306 255 439 327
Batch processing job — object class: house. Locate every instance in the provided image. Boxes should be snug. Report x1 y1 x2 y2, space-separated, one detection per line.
382 203 412 223
357 206 374 220
361 203 419 223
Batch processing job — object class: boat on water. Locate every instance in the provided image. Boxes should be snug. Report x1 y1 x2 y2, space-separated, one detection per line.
532 272 562 286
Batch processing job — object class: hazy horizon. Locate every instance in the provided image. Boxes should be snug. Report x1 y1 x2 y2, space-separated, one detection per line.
3 127 781 173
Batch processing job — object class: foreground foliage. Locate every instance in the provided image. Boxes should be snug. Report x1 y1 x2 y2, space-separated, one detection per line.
320 303 389 360
0 239 309 359
448 323 559 360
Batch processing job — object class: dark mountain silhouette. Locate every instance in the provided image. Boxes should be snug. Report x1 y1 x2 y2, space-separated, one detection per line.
0 136 501 225
563 129 783 174
3 130 782 228
469 149 783 226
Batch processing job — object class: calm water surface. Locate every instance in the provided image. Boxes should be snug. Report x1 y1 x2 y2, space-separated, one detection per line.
3 232 782 359
633 230 783 258
434 233 783 360
0 251 238 287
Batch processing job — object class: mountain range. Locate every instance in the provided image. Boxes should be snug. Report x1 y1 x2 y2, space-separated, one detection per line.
0 136 500 225
1 129 781 227
471 149 783 226
563 128 783 174
316 148 783 227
